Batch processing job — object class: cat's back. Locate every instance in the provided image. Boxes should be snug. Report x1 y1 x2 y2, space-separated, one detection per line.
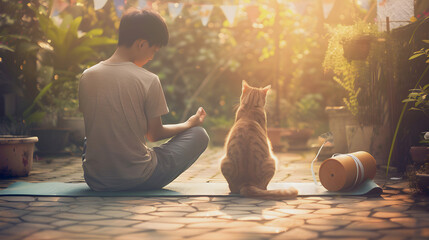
226 118 269 154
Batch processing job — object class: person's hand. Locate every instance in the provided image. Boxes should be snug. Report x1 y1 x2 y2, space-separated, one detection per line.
187 107 207 127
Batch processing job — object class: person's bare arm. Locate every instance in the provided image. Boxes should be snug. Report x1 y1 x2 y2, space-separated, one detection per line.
146 107 206 142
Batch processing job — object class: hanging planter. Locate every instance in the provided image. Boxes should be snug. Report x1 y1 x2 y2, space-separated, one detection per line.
342 35 373 61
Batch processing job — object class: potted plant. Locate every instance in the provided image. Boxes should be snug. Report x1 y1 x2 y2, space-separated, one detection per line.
282 94 321 150
342 35 373 61
29 7 116 152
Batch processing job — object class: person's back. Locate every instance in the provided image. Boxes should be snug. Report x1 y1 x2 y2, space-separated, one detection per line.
80 62 168 191
79 9 209 191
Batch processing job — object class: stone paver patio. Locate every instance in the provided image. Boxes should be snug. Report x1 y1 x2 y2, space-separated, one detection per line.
0 146 428 240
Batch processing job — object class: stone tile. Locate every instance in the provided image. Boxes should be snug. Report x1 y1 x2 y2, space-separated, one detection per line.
272 228 318 239
50 220 77 227
0 217 22 223
187 221 259 229
322 229 381 238
157 206 196 212
133 221 184 230
151 217 224 224
266 218 304 228
390 217 418 228
274 208 313 215
68 206 98 214
0 209 28 217
151 211 189 217
374 204 411 212
84 219 140 227
97 210 133 218
168 228 213 238
53 213 109 221
23 230 106 240
89 226 142 235
125 206 157 214
307 218 351 226
372 211 407 218
115 232 180 240
346 220 401 230
60 224 100 232
127 214 159 221
21 215 57 223
297 203 330 209
187 210 225 217
379 229 420 237
222 225 287 234
0 202 29 209
190 202 222 211
189 231 266 240
313 208 355 215
301 224 338 232
0 222 13 230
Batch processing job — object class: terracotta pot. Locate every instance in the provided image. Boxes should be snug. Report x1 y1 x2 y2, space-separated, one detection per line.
0 136 38 178
282 128 314 150
342 35 372 61
410 146 429 165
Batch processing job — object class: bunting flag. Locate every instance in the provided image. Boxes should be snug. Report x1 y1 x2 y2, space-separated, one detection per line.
199 5 214 26
51 0 69 16
168 2 184 20
291 0 310 15
138 0 152 9
93 0 108 10
220 5 238 25
357 0 372 10
245 5 260 23
377 0 414 31
322 0 335 19
113 0 125 17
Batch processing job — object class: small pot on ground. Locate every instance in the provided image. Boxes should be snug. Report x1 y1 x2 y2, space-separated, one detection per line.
267 128 286 152
0 135 38 178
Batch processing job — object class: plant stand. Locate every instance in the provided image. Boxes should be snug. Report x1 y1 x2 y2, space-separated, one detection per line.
0 136 38 178
325 106 357 154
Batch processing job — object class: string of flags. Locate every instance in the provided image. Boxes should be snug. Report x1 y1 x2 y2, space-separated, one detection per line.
50 0 333 26
50 0 424 28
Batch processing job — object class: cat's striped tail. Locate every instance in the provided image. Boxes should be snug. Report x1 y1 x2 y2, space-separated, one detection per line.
240 185 298 200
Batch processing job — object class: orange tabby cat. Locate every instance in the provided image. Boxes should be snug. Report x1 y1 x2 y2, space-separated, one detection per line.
220 80 298 200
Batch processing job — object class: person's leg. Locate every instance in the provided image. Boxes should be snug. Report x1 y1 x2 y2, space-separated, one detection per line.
136 126 209 190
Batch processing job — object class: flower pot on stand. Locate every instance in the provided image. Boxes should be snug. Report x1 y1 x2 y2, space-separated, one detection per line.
283 128 314 151
0 136 38 178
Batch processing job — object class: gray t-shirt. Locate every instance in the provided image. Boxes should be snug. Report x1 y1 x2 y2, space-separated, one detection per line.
79 61 169 191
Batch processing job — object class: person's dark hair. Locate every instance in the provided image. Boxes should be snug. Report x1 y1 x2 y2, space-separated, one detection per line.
118 9 169 48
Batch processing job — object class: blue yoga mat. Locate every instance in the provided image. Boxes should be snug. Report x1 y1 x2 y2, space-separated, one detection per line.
0 180 382 197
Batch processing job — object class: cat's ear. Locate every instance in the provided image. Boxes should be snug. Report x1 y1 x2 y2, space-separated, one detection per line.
262 85 271 95
242 80 250 93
